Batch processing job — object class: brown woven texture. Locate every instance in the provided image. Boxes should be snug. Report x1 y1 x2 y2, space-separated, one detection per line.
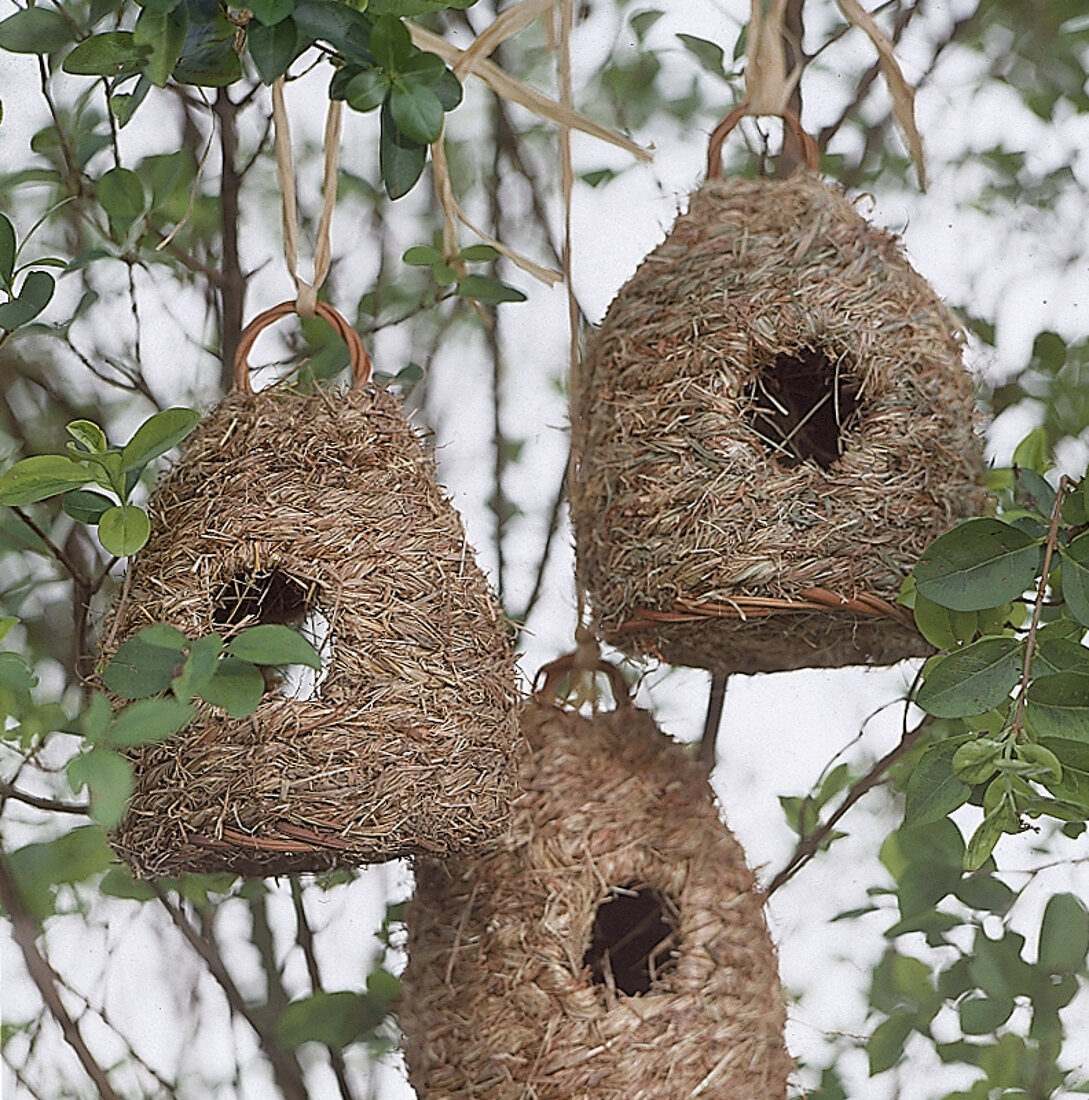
400 696 792 1099
108 382 520 877
571 171 986 674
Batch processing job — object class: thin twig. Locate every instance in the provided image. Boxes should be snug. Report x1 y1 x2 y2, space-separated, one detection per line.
0 855 123 1100
762 715 931 898
153 887 309 1100
289 879 358 1100
1011 476 1073 736
698 671 729 770
12 508 86 583
0 779 89 816
514 462 567 629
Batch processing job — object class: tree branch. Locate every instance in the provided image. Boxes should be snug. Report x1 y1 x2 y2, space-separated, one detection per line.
762 715 931 898
0 855 123 1100
153 887 309 1100
698 671 729 771
213 88 245 391
0 779 89 816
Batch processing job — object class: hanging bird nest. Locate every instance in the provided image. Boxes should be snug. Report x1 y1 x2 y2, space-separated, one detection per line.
400 655 792 1099
107 302 521 878
570 123 985 675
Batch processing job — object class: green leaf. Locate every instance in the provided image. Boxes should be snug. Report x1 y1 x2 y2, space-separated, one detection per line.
133 5 189 87
62 489 115 525
953 873 1017 915
200 657 265 717
103 633 184 699
120 407 200 472
952 738 1005 785
66 420 109 454
138 623 188 649
345 67 390 112
915 637 1023 718
676 33 727 79
0 454 90 506
903 742 971 828
98 167 147 235
368 0 474 11
457 274 527 304
172 0 243 85
6 826 114 919
631 10 664 40
98 505 151 556
63 32 151 77
0 270 55 330
294 0 372 64
106 697 193 747
227 624 322 669
964 810 1005 871
1015 742 1063 784
1060 531 1089 629
67 747 134 827
1037 893 1089 974
914 518 1041 612
1012 425 1050 474
0 616 17 643
275 990 387 1049
172 633 224 698
370 13 413 70
1034 637 1089 677
458 244 498 263
379 101 426 198
99 865 156 900
249 0 295 25
248 17 304 83
403 244 443 266
1027 673 1089 741
389 80 443 143
867 1013 913 1075
959 995 1014 1034
0 213 15 291
0 8 76 53
429 65 462 111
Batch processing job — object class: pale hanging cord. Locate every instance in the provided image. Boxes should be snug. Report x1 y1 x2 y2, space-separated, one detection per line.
271 77 343 316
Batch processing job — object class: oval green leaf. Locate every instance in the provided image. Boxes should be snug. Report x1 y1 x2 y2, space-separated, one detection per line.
345 68 390 112
98 166 147 233
456 274 527 305
120 407 200 472
958 994 1014 1034
915 636 1023 718
389 79 443 144
1038 893 1089 974
0 270 56 330
66 419 109 453
67 746 134 827
914 518 1041 612
902 741 971 828
0 213 15 289
62 31 151 77
0 7 76 53
106 697 194 747
379 102 427 198
1060 530 1089 629
200 656 265 717
227 624 322 669
248 18 303 83
98 504 151 556
248 0 295 26
1027 673 1089 741
103 635 184 699
0 454 90 506
62 489 115 525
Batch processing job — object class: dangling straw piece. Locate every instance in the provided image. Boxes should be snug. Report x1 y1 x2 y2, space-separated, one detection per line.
271 77 343 316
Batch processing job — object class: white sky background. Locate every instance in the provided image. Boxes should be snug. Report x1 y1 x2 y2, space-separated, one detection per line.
3 0 1089 1097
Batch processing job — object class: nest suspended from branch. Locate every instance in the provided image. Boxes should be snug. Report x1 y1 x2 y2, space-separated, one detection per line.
400 659 792 1098
107 302 521 877
570 169 986 674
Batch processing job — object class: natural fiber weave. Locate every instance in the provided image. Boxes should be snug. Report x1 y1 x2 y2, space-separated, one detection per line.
108 381 520 877
571 171 986 674
400 695 792 1099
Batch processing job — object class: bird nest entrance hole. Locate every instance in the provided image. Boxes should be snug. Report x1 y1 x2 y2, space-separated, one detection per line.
583 884 680 996
745 346 860 469
211 568 331 700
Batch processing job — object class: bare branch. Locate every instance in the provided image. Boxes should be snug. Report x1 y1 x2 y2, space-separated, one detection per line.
0 779 89 816
0 855 123 1100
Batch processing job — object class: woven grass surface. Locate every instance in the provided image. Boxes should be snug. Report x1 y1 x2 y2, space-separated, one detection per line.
108 382 520 877
571 171 986 674
401 695 791 1099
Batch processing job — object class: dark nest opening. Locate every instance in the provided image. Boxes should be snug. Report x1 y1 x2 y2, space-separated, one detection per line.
746 347 860 469
583 884 679 995
212 568 313 630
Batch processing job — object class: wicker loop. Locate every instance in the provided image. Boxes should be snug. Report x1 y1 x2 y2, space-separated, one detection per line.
233 300 372 394
617 586 918 635
532 652 633 710
706 106 819 179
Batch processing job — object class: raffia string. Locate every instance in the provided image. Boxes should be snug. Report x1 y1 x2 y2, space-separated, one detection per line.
271 78 343 316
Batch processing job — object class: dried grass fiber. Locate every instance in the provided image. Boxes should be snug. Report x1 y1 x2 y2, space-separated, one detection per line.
401 695 792 1098
108 381 520 877
571 171 986 674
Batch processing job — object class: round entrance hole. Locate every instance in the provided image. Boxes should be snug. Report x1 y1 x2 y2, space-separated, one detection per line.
583 885 679 995
745 347 860 469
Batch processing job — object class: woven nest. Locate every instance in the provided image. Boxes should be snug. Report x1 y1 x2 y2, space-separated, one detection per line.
400 692 792 1098
571 171 986 674
107 381 520 877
